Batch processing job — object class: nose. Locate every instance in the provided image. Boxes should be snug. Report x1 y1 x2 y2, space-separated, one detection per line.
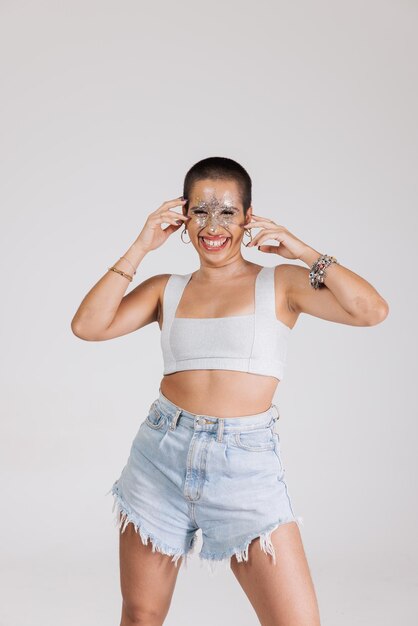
207 215 221 233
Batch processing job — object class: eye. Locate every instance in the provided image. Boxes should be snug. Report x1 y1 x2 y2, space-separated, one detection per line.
222 210 235 215
191 209 207 215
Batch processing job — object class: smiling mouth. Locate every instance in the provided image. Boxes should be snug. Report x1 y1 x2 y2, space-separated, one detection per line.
198 236 231 250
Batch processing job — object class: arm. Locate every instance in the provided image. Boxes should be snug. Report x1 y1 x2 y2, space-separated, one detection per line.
70 196 188 341
71 242 167 341
287 246 389 326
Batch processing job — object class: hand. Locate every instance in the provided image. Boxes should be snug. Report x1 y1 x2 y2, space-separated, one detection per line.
246 213 310 260
134 197 190 253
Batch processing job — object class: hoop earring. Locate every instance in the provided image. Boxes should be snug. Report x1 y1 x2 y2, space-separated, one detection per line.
241 228 253 246
181 227 191 244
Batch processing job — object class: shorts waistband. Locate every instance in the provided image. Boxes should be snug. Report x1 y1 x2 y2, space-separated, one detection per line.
154 389 280 433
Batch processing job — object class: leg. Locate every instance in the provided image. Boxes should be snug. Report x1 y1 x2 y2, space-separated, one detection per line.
119 514 183 626
230 521 321 626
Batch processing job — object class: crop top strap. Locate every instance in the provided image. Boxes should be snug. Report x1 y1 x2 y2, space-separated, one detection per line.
255 265 277 319
163 267 276 325
161 273 192 331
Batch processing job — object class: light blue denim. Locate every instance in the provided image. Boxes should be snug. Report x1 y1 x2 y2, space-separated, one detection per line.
107 390 303 574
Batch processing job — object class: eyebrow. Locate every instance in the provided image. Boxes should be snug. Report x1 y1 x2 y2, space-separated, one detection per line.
189 204 240 211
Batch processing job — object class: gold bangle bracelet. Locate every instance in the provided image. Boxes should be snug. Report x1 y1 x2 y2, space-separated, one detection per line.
108 266 133 282
120 256 136 274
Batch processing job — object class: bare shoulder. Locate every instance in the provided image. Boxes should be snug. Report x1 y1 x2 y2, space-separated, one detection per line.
73 273 174 342
141 272 171 295
122 272 175 332
273 262 298 284
274 263 307 300
108 273 173 340
126 272 171 304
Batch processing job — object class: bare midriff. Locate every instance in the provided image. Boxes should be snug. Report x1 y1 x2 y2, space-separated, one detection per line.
159 370 279 418
157 263 296 418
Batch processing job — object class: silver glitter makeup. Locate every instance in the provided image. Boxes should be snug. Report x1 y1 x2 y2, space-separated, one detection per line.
188 194 242 231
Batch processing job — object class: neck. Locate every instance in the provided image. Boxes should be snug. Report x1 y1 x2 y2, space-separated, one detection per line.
194 258 253 282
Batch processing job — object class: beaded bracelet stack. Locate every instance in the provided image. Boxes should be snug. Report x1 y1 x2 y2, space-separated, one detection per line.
309 254 339 289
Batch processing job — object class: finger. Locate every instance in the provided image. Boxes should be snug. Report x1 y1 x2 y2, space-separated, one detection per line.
167 196 188 205
257 244 281 255
156 197 188 212
248 216 284 226
155 215 187 227
161 222 182 236
247 229 279 246
165 210 190 221
256 236 281 247
247 220 278 228
249 214 274 223
158 211 190 224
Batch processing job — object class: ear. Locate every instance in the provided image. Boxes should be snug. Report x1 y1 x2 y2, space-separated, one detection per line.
244 206 253 226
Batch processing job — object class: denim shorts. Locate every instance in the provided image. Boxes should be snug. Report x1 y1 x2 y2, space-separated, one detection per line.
106 390 303 575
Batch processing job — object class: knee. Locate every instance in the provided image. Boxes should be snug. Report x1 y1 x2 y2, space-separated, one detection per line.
121 602 165 626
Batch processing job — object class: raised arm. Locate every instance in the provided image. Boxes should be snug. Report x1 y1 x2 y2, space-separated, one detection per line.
246 213 389 327
70 197 189 341
286 247 389 326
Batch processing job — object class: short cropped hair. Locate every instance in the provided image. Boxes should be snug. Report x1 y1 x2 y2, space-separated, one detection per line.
182 156 252 216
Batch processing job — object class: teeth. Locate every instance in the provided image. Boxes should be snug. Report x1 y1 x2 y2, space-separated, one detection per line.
201 237 228 247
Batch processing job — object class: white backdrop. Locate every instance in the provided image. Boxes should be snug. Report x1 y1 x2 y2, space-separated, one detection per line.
1 1 417 625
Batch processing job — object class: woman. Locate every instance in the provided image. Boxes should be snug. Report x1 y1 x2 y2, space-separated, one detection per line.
71 156 389 626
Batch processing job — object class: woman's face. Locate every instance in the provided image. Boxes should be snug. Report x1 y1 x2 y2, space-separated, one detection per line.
183 178 253 260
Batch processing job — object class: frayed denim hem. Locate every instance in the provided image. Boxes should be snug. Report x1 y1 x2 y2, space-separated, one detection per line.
198 516 304 576
106 482 198 570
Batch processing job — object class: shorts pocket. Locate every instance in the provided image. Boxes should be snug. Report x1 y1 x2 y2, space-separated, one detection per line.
145 403 165 430
234 427 276 452
272 433 285 475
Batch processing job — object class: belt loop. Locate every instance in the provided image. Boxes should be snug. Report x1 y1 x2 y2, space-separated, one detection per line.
271 403 280 421
216 418 225 443
169 408 182 430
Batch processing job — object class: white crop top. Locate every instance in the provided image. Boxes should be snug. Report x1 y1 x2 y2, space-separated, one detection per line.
160 265 292 381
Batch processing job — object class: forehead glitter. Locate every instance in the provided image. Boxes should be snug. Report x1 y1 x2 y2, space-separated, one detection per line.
188 194 242 231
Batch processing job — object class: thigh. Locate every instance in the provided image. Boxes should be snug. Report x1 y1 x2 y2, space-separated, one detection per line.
119 514 182 626
230 521 321 626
